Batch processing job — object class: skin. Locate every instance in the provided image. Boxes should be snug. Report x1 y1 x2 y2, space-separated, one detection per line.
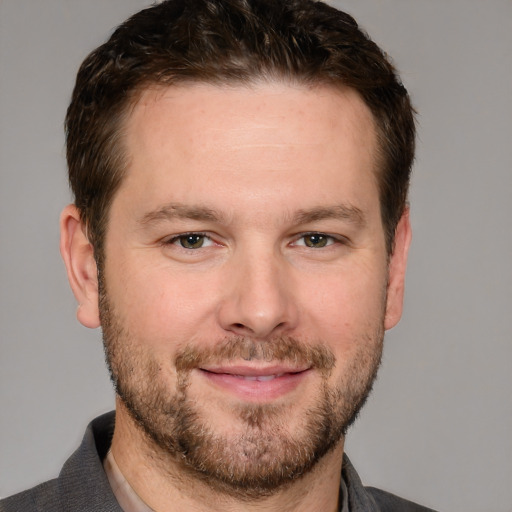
60 82 411 512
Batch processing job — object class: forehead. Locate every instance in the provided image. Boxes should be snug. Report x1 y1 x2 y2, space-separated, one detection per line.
126 81 376 157
117 82 380 223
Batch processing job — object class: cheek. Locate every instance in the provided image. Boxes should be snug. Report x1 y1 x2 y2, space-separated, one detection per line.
106 259 221 346
301 264 388 341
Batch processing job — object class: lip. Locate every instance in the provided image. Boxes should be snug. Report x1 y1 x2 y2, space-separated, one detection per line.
197 364 312 402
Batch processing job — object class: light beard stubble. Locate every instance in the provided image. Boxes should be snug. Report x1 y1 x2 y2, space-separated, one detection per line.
99 284 384 499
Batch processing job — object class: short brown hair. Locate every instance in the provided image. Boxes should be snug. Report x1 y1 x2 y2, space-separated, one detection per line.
66 0 415 256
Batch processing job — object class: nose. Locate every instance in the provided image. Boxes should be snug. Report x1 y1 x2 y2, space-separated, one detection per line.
217 250 299 339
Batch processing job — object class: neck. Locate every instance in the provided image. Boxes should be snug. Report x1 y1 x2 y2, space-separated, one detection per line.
111 399 345 512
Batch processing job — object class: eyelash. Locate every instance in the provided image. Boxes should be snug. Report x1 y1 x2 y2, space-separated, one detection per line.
294 232 341 248
165 232 212 249
163 232 347 250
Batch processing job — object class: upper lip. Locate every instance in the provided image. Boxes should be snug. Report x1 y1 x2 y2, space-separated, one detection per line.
199 364 311 377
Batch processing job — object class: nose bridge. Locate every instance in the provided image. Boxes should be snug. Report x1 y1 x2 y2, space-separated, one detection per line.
218 242 298 338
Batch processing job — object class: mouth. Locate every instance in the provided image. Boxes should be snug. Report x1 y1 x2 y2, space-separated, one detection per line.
197 364 312 402
227 373 286 382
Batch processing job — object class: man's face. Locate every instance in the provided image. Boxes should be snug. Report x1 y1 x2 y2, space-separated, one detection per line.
86 83 409 495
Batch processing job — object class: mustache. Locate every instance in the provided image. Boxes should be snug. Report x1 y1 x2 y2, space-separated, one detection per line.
175 336 335 373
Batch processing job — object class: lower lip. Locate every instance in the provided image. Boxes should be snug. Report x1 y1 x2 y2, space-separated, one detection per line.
198 369 311 402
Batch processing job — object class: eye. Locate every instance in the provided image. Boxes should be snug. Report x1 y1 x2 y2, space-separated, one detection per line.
169 233 213 249
295 233 335 248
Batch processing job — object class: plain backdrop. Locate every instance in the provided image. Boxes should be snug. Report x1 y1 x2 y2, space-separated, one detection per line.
1 1 511 511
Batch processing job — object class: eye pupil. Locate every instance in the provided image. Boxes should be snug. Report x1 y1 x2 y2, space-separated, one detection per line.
180 234 204 249
305 234 328 248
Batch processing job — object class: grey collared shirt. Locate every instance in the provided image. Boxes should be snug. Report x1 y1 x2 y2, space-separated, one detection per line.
104 449 349 512
0 412 435 512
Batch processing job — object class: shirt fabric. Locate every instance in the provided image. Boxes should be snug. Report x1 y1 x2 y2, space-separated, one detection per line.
0 411 437 512
103 449 350 512
103 451 154 512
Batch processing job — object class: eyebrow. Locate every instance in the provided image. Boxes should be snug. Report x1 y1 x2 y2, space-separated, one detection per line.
293 205 366 227
138 203 226 225
138 202 366 228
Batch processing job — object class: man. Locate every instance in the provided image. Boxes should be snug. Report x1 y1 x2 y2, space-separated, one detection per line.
0 1 435 510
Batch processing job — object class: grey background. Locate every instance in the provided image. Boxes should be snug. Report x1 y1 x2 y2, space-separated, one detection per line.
1 1 511 510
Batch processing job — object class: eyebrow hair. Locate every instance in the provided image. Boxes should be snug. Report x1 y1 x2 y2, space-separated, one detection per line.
293 205 366 227
138 203 226 225
138 202 366 228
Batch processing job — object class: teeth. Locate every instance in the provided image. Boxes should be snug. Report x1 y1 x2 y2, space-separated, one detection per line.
235 373 284 382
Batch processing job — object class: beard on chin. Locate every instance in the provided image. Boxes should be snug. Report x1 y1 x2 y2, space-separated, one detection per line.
99 288 384 499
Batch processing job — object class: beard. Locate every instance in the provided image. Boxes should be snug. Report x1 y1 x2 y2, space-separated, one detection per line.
99 286 384 499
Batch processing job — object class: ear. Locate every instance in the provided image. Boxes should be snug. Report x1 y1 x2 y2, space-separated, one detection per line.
384 208 412 331
60 204 100 328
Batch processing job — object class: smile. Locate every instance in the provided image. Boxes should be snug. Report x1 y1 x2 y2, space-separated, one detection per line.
198 366 311 402
231 373 285 381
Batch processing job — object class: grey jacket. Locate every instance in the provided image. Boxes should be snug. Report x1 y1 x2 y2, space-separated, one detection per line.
0 412 437 512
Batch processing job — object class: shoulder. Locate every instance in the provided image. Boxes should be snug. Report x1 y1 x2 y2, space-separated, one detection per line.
366 486 438 512
0 479 60 512
1 412 119 512
342 454 438 512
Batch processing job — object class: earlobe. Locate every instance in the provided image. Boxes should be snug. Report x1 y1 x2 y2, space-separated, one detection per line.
60 204 101 329
384 208 412 331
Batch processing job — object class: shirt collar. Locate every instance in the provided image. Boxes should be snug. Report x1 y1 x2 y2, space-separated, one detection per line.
103 450 154 512
104 449 349 512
